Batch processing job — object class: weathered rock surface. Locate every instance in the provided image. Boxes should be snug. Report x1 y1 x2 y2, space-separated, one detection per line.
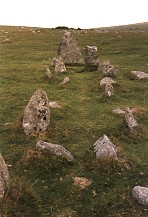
132 186 148 205
45 68 52 78
131 71 148 79
105 83 114 97
113 108 125 115
102 60 117 77
124 107 138 132
100 77 116 86
85 46 99 69
61 77 70 85
93 134 117 159
54 57 66 73
0 153 10 201
23 88 50 135
58 31 84 66
36 140 74 161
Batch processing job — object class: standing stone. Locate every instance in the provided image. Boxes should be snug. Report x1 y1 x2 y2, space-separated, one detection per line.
45 68 52 78
54 57 66 73
132 186 148 205
102 60 117 77
105 83 114 97
85 46 99 70
58 31 84 66
36 140 74 161
93 134 117 159
124 107 138 132
23 88 50 136
0 153 10 202
61 77 70 85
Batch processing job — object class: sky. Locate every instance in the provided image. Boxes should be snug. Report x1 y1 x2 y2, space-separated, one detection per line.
0 0 148 29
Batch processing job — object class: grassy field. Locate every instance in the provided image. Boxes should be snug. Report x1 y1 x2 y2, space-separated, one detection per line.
0 25 148 217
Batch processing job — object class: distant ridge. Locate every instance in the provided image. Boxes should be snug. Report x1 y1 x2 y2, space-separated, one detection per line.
95 22 148 31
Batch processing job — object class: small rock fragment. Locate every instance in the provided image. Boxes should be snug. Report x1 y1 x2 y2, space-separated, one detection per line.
36 140 74 161
49 101 61 108
73 177 92 189
132 186 148 205
131 71 148 79
45 68 52 78
61 77 70 85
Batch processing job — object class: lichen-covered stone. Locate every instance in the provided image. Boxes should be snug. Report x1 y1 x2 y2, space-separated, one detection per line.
93 134 117 159
85 46 99 69
124 107 138 132
23 88 50 135
131 71 148 79
58 31 84 66
0 153 10 202
36 140 74 161
132 186 148 205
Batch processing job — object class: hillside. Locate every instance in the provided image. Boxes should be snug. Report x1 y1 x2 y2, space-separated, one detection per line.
0 25 148 217
95 22 148 32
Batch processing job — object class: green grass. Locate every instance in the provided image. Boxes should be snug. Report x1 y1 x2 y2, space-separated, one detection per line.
0 25 148 217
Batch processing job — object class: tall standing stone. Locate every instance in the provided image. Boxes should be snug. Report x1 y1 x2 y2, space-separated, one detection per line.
85 46 99 70
0 153 10 202
58 31 84 66
23 88 50 136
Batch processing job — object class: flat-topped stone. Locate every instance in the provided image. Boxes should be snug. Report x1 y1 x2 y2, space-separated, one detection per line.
85 46 99 70
100 77 116 86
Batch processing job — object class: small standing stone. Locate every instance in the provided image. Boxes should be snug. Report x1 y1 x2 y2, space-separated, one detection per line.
61 77 70 85
105 83 114 97
132 186 148 205
36 140 74 161
54 57 66 73
93 134 117 159
0 153 10 202
23 88 50 136
102 60 117 77
45 68 52 78
124 107 138 132
85 46 99 70
58 31 84 66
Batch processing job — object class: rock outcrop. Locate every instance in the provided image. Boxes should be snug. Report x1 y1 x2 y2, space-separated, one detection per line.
132 186 148 205
85 46 99 70
36 140 74 161
93 134 117 159
0 153 10 202
58 31 84 66
23 88 50 135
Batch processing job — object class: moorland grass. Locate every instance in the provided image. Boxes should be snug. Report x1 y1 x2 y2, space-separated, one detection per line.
0 25 148 216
